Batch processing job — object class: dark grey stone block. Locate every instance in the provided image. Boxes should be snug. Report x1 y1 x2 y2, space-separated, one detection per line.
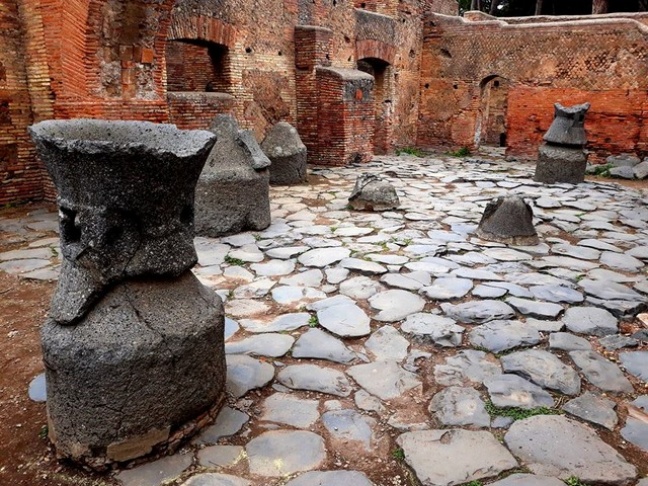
42 272 225 465
29 119 216 325
261 122 307 185
476 195 538 245
195 115 271 237
534 143 587 184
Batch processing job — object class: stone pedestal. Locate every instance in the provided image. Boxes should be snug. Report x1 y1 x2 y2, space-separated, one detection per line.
43 273 226 467
534 102 590 184
29 119 225 469
535 144 588 184
476 195 538 246
195 115 271 236
261 122 308 185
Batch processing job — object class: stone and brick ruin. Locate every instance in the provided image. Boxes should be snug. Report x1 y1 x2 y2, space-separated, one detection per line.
29 120 226 468
4 0 648 206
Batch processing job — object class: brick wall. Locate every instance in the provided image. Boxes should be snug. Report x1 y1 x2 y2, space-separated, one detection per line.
0 0 39 205
2 0 457 205
418 13 648 159
168 92 235 129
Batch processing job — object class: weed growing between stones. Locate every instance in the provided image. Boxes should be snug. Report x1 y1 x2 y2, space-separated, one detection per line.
447 147 471 157
308 314 319 327
396 147 425 157
485 399 562 421
564 476 586 486
391 447 405 461
224 255 245 266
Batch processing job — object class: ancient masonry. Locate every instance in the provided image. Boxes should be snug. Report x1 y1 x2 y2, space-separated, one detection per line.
2 1 648 205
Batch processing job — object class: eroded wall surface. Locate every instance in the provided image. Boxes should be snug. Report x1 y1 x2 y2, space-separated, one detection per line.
418 13 648 161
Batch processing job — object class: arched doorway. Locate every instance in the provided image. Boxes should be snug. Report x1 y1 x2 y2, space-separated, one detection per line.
476 75 510 149
357 57 393 155
165 39 232 93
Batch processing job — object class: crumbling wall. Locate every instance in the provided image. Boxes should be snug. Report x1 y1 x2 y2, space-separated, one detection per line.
0 0 39 204
418 13 648 160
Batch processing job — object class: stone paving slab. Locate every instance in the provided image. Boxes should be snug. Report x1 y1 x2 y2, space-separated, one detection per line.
6 155 648 486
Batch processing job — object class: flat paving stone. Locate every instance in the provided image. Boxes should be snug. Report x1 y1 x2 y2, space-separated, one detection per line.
569 350 634 393
278 364 352 397
506 297 563 319
239 312 310 333
197 446 246 468
246 430 326 477
485 374 555 409
420 277 473 300
397 429 518 486
322 409 380 453
348 361 422 400
365 325 410 361
225 333 294 357
549 332 592 351
441 300 515 324
292 328 356 363
601 251 644 271
599 334 638 350
280 269 324 287
226 355 275 398
250 260 295 276
501 349 580 396
488 474 565 486
339 257 387 274
298 248 351 267
284 471 374 486
429 386 490 427
0 248 53 261
434 350 502 386
0 259 51 274
400 312 464 347
505 415 637 484
529 284 584 304
260 393 320 428
265 246 309 259
339 276 386 299
116 453 193 486
619 351 648 381
469 320 542 353
551 243 600 260
562 392 618 430
317 301 371 337
271 286 326 305
194 407 249 445
369 289 426 322
182 473 250 486
562 306 618 336
578 279 646 303
381 272 428 290
621 395 648 452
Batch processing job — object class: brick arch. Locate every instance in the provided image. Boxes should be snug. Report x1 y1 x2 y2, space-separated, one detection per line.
167 14 236 48
355 39 395 66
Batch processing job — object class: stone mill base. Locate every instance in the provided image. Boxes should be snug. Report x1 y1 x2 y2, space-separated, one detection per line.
41 272 226 470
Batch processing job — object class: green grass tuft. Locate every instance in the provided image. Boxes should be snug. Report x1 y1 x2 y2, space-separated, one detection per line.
396 147 425 157
447 146 471 157
308 314 319 328
485 400 562 421
224 255 245 266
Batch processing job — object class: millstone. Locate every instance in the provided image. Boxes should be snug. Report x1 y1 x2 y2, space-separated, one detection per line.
475 195 538 245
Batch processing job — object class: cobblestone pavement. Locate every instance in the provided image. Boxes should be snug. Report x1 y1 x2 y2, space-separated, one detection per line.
3 155 648 486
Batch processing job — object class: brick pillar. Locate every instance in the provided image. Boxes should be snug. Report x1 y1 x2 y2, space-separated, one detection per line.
294 25 333 162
